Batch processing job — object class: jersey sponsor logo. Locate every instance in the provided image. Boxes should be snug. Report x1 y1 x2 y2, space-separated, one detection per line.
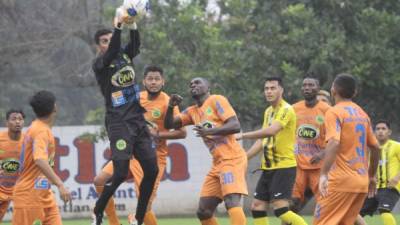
111 91 127 107
151 108 162 119
116 139 127 151
297 125 319 140
201 120 214 129
1 158 20 173
111 65 136 87
34 177 50 190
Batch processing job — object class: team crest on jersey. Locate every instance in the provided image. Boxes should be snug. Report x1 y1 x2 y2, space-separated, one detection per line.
32 219 42 225
151 108 161 119
116 139 127 151
111 65 136 87
316 115 324 125
297 125 319 140
1 158 20 173
205 107 213 116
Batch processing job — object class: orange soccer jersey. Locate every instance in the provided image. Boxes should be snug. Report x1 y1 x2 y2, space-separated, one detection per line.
13 119 57 209
0 131 23 220
293 100 330 170
0 131 22 199
178 95 244 161
313 101 378 225
178 95 248 198
140 91 179 164
324 101 378 193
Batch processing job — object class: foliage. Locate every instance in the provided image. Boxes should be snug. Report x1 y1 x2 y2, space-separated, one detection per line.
1 0 400 130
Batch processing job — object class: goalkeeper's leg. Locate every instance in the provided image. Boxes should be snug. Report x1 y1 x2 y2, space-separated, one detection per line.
94 162 121 225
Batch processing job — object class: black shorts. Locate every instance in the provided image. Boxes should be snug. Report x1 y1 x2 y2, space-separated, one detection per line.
360 188 400 216
106 118 156 161
254 167 296 202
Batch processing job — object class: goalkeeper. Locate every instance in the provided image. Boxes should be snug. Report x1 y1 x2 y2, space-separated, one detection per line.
91 8 158 225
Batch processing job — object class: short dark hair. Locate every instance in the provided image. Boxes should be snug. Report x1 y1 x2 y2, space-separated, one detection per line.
94 29 112 45
144 65 164 77
6 109 25 120
375 119 390 129
333 73 356 99
303 73 320 86
29 90 56 118
265 77 283 87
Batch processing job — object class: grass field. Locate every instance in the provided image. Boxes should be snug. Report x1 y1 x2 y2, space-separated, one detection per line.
2 215 399 225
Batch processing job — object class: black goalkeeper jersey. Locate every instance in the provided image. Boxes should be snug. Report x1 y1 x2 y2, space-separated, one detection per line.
93 28 145 122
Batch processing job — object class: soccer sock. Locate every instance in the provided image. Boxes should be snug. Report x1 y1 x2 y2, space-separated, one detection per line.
200 217 219 225
252 210 269 225
227 207 246 225
95 186 120 225
135 157 159 224
278 210 307 225
94 160 129 215
144 211 158 225
381 212 396 225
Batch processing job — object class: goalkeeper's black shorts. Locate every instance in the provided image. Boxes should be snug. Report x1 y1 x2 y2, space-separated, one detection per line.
106 119 156 161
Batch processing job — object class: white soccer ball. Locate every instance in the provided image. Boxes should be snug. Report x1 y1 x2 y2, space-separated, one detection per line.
122 0 150 21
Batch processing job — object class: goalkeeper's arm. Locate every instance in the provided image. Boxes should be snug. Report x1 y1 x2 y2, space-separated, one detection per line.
124 27 140 59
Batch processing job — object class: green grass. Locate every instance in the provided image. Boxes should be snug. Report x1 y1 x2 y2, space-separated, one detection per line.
2 215 399 225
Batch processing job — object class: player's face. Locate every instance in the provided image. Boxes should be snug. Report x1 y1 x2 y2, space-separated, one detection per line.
143 71 164 94
302 78 319 101
317 95 331 105
6 113 24 133
97 33 112 55
375 123 391 142
190 78 209 98
264 81 283 103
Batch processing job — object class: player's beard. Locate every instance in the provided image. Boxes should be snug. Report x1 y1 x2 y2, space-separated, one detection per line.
304 94 317 102
146 87 162 97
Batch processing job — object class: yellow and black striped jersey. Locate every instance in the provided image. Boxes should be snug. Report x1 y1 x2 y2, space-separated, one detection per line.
377 139 400 192
260 99 297 170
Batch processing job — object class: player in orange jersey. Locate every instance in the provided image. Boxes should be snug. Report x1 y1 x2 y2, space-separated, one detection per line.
290 77 331 214
0 109 25 221
12 91 71 225
165 77 248 225
93 65 186 225
313 74 380 225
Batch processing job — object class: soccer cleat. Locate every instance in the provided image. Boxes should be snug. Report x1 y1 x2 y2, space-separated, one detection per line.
91 213 103 225
127 213 138 225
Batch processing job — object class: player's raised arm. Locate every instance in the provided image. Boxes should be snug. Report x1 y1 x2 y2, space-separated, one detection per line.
124 25 140 59
164 94 183 129
101 16 124 68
